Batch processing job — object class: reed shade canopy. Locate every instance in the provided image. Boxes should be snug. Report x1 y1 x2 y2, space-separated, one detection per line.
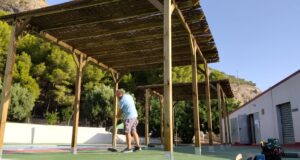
136 79 234 101
0 0 219 73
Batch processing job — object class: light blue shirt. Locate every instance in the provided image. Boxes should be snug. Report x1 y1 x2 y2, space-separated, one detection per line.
119 94 138 119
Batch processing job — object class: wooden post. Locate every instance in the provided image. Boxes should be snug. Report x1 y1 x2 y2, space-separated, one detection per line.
224 94 231 144
190 38 201 150
111 73 119 148
163 0 173 154
221 91 228 144
0 22 17 156
205 63 213 146
145 89 150 146
71 53 86 154
217 83 223 144
159 95 164 145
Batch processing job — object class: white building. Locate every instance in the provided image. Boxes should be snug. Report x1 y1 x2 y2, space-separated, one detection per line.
228 70 300 145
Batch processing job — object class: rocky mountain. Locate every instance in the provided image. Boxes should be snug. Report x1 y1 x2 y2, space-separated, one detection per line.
0 0 47 13
210 69 261 105
230 82 261 105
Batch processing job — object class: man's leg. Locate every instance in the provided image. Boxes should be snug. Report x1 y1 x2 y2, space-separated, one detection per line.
132 131 140 147
124 119 132 152
126 133 132 149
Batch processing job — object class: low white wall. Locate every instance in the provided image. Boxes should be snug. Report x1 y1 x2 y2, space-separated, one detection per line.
4 122 126 144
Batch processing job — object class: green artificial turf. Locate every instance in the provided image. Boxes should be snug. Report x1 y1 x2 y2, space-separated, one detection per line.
3 145 300 160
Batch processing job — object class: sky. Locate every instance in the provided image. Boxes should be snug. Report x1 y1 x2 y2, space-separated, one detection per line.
47 0 300 91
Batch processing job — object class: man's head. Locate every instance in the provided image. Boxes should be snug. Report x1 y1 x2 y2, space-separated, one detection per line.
116 89 125 98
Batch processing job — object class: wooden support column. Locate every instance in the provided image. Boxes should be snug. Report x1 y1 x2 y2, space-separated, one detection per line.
190 38 201 150
217 84 223 144
71 53 86 154
223 93 231 144
0 22 17 155
163 0 173 153
145 89 150 146
0 19 29 155
159 95 164 145
111 73 119 148
204 63 213 146
221 91 228 144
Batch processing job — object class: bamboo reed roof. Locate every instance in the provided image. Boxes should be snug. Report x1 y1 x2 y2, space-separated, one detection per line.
136 79 234 101
0 0 219 72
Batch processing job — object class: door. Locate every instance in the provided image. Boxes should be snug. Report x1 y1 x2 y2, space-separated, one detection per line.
253 112 261 144
278 102 295 144
230 117 239 143
248 114 256 144
238 114 250 144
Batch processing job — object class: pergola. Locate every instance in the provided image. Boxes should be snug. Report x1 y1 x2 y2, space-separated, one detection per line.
136 79 234 149
0 0 219 157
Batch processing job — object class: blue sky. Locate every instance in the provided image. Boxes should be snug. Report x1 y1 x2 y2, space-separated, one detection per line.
47 0 300 91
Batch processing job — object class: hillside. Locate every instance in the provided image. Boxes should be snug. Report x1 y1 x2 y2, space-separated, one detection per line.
0 0 47 13
211 69 261 105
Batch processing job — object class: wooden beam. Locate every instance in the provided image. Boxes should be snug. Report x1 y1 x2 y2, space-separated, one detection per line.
72 52 79 68
0 22 17 155
29 29 118 74
190 35 201 148
15 18 32 37
148 0 163 12
217 83 223 144
163 0 173 153
197 65 205 75
205 62 213 145
159 95 164 145
111 73 119 148
71 30 200 49
195 42 206 64
221 91 228 144
39 6 199 37
223 91 231 144
88 41 214 57
71 53 86 154
209 83 217 91
145 89 150 146
172 1 206 63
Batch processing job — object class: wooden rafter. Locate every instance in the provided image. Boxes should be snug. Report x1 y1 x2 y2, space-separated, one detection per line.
29 29 117 74
148 0 163 12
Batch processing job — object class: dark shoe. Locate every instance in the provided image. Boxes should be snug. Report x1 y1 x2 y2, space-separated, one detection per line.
122 148 133 153
133 146 142 152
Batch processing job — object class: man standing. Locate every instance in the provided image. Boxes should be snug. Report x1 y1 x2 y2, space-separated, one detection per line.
116 89 141 153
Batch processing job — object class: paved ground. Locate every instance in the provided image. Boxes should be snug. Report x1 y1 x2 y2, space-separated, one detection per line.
2 144 300 160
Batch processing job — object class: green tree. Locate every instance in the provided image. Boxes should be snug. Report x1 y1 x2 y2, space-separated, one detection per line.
81 84 114 127
148 97 161 137
7 83 35 121
45 111 59 125
82 63 109 91
0 12 11 77
61 106 73 125
13 52 40 100
175 101 195 143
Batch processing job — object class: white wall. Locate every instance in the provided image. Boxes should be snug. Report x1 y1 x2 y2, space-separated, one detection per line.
4 122 126 144
228 71 300 144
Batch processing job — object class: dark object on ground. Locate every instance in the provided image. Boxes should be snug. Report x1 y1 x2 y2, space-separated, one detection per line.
261 138 300 159
133 146 142 152
147 144 155 147
282 152 300 158
107 147 118 152
261 138 283 160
